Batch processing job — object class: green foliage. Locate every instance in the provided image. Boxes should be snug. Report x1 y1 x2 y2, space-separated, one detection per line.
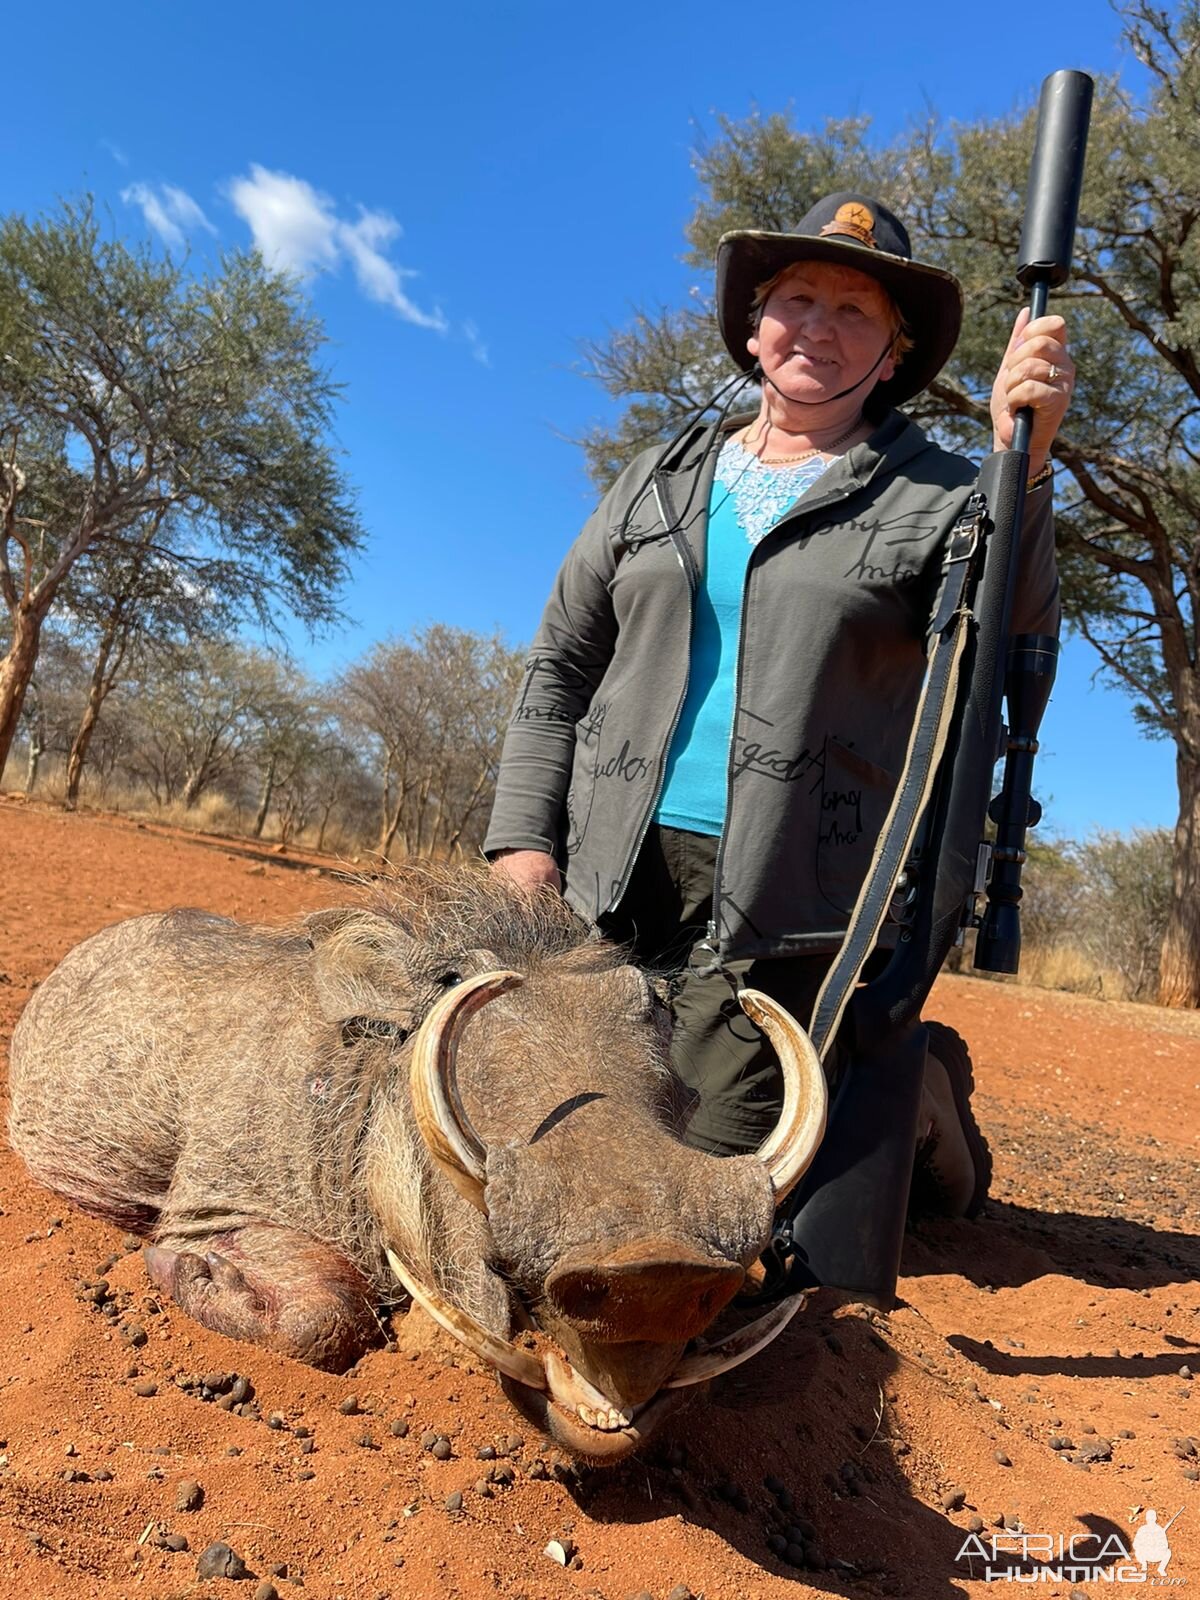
0 195 362 633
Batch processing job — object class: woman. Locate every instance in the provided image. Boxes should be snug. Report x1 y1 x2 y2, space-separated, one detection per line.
485 192 1072 1215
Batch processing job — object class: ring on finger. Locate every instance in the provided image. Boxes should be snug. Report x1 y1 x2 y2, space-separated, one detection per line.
1047 363 1061 382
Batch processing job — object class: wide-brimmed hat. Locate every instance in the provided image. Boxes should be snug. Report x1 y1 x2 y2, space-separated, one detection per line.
715 192 963 407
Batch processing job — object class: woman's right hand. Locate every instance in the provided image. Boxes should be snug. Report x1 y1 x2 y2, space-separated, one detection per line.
489 849 562 895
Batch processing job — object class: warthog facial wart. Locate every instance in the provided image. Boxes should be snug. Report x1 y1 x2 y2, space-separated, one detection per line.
7 864 826 1463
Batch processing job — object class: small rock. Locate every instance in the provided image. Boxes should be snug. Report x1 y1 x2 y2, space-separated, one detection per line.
444 1491 463 1513
994 1451 1012 1467
666 1587 697 1600
420 1430 440 1449
122 1322 148 1348
1182 1466 1200 1482
254 1583 278 1600
505 1433 524 1452
299 1438 315 1455
1049 1435 1073 1451
133 1380 158 1398
1180 1365 1193 1380
266 1413 287 1431
432 1438 452 1461
764 1473 785 1495
474 1478 493 1497
544 1538 573 1565
175 1478 204 1512
389 1418 409 1438
196 1541 249 1580
477 1444 497 1459
967 1515 985 1534
163 1532 189 1552
338 1395 360 1416
355 1434 378 1450
229 1377 252 1404
1074 1436 1112 1463
941 1488 967 1511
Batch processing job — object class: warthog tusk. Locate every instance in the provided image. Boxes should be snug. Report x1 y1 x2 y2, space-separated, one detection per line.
386 1246 546 1392
742 987 828 1200
664 1292 805 1388
409 969 523 1213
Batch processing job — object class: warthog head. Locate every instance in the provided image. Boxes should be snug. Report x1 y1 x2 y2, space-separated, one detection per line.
326 869 826 1464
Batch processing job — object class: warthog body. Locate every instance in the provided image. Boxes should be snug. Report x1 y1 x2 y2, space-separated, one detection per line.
8 867 823 1461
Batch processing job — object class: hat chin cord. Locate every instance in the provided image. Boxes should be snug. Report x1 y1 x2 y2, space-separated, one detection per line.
756 337 892 409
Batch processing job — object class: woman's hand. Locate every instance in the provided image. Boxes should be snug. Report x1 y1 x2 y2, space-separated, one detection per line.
489 849 562 895
990 307 1074 477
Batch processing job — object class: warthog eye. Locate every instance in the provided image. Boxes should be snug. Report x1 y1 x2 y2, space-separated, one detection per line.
341 1016 408 1046
436 970 464 989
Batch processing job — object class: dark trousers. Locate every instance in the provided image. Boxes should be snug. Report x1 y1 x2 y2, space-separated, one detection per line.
600 824 836 1157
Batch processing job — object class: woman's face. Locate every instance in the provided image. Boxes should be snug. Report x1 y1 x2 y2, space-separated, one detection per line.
748 260 898 405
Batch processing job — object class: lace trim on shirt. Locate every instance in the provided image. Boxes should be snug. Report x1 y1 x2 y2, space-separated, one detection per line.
713 436 840 546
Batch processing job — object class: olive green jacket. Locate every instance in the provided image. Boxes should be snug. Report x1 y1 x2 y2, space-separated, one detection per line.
484 410 1059 959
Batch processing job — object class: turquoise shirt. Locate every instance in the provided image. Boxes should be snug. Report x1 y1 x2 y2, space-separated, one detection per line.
654 438 835 835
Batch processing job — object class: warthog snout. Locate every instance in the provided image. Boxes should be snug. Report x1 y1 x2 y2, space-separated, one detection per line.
544 1240 745 1344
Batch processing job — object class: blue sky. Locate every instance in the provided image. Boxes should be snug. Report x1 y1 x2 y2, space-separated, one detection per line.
5 0 1176 840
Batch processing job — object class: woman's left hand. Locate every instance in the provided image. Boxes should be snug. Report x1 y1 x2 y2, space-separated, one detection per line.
990 307 1074 476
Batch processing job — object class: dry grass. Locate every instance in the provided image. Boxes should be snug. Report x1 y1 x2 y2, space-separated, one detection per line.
22 762 368 861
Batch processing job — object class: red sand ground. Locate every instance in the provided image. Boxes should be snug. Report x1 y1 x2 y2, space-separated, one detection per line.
0 791 1197 1600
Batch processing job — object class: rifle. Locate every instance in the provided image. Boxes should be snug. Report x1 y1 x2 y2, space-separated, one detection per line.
759 70 1094 1307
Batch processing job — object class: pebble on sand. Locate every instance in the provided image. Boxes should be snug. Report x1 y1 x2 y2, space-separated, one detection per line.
175 1478 204 1512
196 1540 250 1580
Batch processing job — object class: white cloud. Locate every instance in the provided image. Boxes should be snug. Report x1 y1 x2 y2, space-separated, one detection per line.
227 164 447 332
102 138 129 168
462 320 490 367
121 182 215 250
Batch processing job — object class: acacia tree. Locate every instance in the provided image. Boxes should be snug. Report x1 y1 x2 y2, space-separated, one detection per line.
580 4 1200 1006
0 198 361 782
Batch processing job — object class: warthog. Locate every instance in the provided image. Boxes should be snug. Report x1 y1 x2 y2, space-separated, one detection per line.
7 866 826 1462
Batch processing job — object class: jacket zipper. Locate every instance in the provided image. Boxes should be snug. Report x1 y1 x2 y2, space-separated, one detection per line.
603 469 697 915
708 540 757 961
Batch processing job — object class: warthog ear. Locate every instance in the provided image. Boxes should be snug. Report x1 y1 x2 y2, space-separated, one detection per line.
305 908 416 1030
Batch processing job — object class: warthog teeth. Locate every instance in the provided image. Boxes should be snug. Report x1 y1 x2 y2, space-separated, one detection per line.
575 1404 629 1432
